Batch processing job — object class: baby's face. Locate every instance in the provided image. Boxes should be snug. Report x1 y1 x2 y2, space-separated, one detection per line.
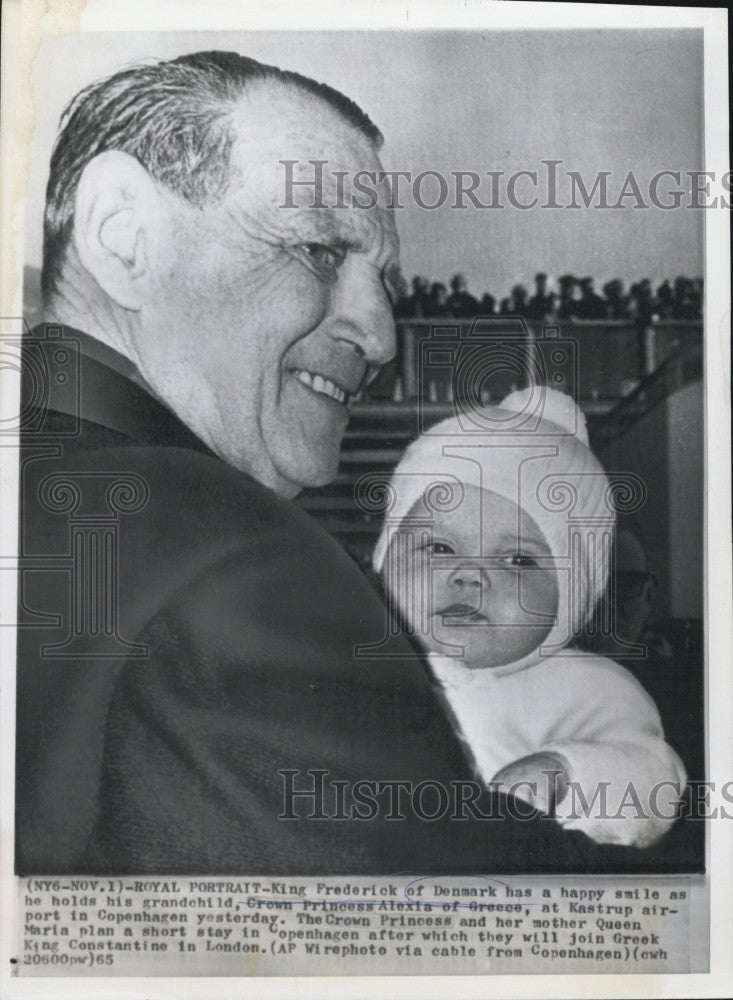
384 484 558 669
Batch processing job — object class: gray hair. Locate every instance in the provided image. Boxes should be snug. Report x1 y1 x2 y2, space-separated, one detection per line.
42 50 383 301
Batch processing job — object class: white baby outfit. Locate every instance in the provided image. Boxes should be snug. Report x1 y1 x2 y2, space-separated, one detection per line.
374 388 686 846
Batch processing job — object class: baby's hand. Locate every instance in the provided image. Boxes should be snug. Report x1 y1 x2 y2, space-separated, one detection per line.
492 752 569 815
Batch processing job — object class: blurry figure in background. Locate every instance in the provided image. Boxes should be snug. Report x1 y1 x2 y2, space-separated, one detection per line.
672 276 700 320
542 291 558 321
528 272 554 322
628 278 656 326
615 533 670 660
395 275 430 318
627 278 657 372
576 276 607 319
507 283 529 317
656 279 674 320
427 281 450 317
393 271 701 324
690 277 703 316
579 527 702 782
479 291 496 316
585 528 670 659
557 274 578 319
602 278 629 320
446 273 479 318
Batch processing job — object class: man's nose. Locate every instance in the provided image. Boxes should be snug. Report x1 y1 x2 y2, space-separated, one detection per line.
447 563 488 596
328 258 396 367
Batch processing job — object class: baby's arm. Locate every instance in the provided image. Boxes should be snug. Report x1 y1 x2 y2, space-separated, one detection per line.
492 657 687 847
536 658 686 846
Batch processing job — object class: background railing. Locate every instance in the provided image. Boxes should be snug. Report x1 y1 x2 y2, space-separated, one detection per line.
361 318 703 409
592 346 703 451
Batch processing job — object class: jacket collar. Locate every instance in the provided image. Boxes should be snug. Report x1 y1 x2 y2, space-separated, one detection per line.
25 323 218 456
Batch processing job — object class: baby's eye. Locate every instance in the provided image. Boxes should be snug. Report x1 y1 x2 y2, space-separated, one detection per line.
506 553 538 568
427 541 456 556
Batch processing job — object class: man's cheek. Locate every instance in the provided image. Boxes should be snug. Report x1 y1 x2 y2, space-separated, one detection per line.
251 253 331 328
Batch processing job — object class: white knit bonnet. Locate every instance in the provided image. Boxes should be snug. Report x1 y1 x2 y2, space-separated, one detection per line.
373 388 615 661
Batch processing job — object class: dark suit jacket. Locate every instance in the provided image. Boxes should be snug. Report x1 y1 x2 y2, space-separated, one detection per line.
16 326 691 875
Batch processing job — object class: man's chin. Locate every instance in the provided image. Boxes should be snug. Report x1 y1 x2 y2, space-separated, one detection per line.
273 447 342 498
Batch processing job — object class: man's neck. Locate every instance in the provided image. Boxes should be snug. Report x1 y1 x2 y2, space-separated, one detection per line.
45 286 162 399
46 264 141 371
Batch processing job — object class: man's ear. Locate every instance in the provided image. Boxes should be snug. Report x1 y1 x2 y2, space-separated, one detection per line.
72 150 161 310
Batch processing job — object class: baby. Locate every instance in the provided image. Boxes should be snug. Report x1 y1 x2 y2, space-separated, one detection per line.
373 387 686 847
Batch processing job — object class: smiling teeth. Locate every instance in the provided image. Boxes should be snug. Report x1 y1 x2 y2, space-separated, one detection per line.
293 369 348 404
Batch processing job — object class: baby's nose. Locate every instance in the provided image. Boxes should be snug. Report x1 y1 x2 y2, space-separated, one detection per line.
448 563 487 593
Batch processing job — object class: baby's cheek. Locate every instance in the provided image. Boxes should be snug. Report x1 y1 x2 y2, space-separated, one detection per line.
517 570 559 620
490 572 533 625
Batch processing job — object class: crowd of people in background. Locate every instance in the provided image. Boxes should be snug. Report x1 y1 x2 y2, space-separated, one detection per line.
395 273 703 324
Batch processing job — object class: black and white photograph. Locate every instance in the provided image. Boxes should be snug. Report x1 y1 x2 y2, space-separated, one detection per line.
1 0 730 994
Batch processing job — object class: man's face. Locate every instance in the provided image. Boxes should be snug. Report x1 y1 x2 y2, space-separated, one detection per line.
140 82 400 497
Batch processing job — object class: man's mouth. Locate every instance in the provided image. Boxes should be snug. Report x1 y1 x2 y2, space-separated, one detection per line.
291 368 352 406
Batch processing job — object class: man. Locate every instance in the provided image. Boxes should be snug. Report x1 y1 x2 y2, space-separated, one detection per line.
603 278 629 320
527 272 554 322
575 276 607 320
577 529 703 867
446 273 479 318
18 51 640 875
428 281 450 316
557 273 578 319
507 282 530 318
395 275 430 318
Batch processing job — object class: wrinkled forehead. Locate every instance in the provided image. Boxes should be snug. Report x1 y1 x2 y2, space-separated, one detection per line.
225 80 398 253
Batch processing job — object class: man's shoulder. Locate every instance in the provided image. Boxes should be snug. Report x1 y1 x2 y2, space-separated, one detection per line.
124 443 333 553
22 433 339 610
91 442 283 510
31 429 307 533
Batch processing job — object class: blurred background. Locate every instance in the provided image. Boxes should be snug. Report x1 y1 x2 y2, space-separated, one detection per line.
24 29 704 291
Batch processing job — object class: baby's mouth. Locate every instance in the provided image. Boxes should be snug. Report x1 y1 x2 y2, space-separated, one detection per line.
439 603 487 622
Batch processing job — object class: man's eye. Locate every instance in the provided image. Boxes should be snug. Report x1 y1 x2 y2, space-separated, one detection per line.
301 243 345 268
